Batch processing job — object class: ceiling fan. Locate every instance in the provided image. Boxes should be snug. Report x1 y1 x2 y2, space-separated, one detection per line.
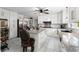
34 7 49 14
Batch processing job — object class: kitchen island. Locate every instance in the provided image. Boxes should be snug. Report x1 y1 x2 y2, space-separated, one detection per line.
28 28 63 52
28 28 79 52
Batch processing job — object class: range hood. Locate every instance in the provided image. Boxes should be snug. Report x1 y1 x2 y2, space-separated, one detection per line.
43 21 51 28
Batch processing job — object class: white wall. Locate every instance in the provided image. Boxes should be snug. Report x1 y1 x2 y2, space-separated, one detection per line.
0 8 10 28
0 8 24 39
9 11 18 38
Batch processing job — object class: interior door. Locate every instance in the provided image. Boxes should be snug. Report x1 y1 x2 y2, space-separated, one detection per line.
17 19 19 37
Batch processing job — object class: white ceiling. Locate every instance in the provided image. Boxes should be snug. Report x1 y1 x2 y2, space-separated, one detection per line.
1 7 65 19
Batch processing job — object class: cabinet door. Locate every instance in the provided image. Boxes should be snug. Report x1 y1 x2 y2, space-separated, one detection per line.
75 8 79 22
70 7 79 22
62 8 69 23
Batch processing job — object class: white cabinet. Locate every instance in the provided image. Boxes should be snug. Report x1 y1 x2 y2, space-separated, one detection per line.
70 7 79 22
75 8 79 21
62 34 70 46
69 7 79 29
57 11 63 24
38 14 58 24
38 14 51 24
69 35 79 47
62 8 69 23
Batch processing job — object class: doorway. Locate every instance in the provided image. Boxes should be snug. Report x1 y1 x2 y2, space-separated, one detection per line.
17 19 19 37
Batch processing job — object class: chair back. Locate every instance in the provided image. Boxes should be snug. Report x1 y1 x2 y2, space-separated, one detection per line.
19 29 30 46
19 28 35 47
20 29 30 41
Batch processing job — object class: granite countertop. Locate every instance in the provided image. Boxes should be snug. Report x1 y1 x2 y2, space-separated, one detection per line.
72 32 79 39
58 29 79 39
58 29 79 42
27 29 45 34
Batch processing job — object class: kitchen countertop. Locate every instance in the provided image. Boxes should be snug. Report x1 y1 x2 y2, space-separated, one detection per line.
28 28 61 51
72 32 79 39
59 30 79 39
27 28 45 34
59 29 79 47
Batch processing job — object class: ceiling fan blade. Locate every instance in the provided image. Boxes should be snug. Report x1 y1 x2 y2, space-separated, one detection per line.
44 9 49 11
33 10 40 13
34 10 39 11
36 7 46 10
44 12 49 14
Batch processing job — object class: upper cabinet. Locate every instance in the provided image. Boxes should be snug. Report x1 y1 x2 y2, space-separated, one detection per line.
62 7 70 23
57 11 63 24
38 14 59 24
38 14 51 24
70 7 79 22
